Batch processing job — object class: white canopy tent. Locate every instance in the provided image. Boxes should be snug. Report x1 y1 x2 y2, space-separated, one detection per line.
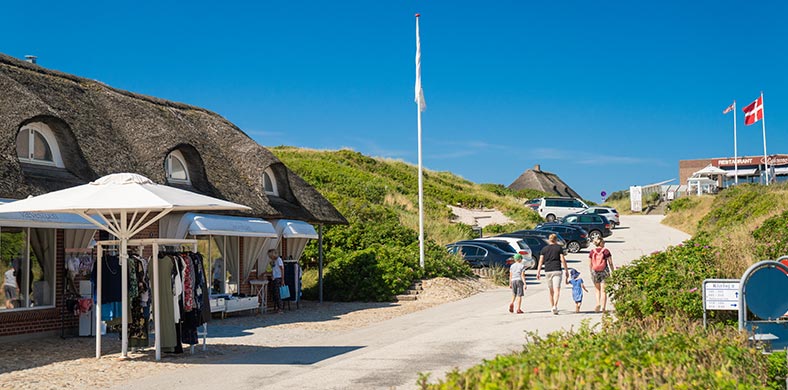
160 212 278 291
0 173 250 358
692 164 727 177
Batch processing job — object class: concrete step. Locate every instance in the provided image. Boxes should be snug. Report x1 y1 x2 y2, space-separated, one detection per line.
395 294 418 302
403 289 420 295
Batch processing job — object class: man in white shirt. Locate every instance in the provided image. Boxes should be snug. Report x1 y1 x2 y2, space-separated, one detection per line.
268 249 286 313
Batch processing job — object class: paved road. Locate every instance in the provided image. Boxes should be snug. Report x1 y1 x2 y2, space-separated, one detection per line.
116 215 689 390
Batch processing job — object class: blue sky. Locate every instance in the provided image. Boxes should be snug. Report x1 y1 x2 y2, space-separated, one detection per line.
3 1 787 201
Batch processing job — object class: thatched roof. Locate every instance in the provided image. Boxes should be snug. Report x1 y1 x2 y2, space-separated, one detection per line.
0 53 346 225
508 164 581 198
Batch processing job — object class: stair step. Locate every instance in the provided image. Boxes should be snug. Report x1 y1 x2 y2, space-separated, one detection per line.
404 289 420 295
396 294 418 301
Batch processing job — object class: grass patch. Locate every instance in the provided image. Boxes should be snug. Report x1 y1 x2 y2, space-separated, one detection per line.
419 318 775 389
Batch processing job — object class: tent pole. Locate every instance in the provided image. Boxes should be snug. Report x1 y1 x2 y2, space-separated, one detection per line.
121 210 129 358
318 224 323 304
96 244 103 358
153 243 161 361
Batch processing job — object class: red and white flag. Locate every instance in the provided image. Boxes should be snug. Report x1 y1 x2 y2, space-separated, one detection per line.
723 102 735 114
743 96 763 126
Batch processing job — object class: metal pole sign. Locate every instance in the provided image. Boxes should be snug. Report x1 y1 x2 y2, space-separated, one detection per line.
702 279 740 327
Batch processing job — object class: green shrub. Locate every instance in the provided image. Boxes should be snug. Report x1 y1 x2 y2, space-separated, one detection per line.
605 189 628 202
753 210 788 261
767 351 788 390
323 244 419 301
698 184 778 237
666 196 697 212
420 318 774 389
422 242 474 279
606 238 719 320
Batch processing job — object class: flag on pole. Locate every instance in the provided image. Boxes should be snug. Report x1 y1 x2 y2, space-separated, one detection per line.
723 102 735 114
743 96 764 125
415 15 426 112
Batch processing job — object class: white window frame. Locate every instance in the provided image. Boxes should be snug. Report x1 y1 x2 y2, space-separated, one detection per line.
263 168 278 196
166 150 191 184
16 123 64 168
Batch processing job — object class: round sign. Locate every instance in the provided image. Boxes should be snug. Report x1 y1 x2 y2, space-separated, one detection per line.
745 265 788 320
600 191 607 198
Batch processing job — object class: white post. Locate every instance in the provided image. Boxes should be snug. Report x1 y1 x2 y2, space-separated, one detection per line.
415 14 425 269
153 243 161 361
733 101 738 185
761 92 769 185
121 211 128 358
96 244 103 359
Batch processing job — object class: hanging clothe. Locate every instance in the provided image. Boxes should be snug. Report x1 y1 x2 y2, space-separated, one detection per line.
155 255 178 352
129 255 150 348
91 255 122 304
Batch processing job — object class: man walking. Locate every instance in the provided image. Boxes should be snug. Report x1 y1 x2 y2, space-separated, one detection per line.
268 249 286 313
536 234 569 315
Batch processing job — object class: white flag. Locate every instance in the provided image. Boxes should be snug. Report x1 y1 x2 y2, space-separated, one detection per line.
415 15 426 112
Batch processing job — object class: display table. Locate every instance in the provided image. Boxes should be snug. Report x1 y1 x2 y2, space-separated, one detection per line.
249 279 269 314
223 297 258 317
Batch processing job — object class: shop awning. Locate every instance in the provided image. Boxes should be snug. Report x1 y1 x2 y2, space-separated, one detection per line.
725 168 758 177
274 219 318 239
0 198 104 229
186 213 277 237
774 167 788 176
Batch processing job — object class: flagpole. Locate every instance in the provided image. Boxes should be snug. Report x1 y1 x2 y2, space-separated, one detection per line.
415 14 425 269
733 100 738 185
761 91 769 185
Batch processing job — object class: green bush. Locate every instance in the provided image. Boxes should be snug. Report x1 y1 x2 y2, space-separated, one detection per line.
323 244 417 301
698 184 779 237
753 210 788 261
606 238 719 320
666 196 697 212
767 351 788 390
422 242 474 279
420 318 775 389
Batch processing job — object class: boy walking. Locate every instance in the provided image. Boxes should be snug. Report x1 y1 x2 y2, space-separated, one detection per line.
508 254 526 314
566 268 588 313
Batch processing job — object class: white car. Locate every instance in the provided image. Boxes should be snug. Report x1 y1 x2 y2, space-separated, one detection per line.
535 197 589 222
578 206 620 226
475 237 536 269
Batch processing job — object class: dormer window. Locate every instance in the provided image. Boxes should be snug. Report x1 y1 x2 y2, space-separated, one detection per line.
166 150 190 184
16 123 64 167
263 168 278 196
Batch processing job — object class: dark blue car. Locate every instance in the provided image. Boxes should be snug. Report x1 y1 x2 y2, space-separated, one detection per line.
446 240 516 268
535 224 589 253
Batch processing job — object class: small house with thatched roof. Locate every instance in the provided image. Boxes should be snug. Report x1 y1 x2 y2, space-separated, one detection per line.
508 164 581 198
0 53 345 339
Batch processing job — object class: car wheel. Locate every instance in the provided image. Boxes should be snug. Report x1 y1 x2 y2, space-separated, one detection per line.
589 230 602 241
567 241 581 253
546 214 556 222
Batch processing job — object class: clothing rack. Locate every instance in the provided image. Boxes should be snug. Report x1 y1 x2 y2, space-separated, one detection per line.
94 238 200 361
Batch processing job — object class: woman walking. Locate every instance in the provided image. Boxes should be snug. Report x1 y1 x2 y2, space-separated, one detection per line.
588 238 615 312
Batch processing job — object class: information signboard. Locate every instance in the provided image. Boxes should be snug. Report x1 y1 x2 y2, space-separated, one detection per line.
703 279 740 310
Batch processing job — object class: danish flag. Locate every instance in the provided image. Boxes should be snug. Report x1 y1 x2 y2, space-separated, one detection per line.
742 96 763 126
723 102 735 114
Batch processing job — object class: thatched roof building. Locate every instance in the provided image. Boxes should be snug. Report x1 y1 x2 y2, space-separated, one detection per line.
0 53 345 225
508 164 581 198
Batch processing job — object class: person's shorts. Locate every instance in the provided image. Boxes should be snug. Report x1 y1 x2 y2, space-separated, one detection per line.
4 285 18 300
510 280 525 297
591 268 610 284
545 271 563 289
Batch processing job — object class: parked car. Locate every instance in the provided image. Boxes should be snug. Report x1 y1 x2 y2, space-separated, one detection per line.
475 237 535 269
497 229 567 248
534 224 589 253
534 197 589 222
445 240 517 268
496 230 565 260
538 213 612 241
578 206 620 226
524 198 541 211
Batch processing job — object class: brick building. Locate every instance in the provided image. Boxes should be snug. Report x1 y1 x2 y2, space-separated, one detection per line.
679 154 788 187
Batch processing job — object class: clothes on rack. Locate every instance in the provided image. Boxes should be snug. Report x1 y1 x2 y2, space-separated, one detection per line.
91 255 122 307
156 252 211 352
129 254 150 348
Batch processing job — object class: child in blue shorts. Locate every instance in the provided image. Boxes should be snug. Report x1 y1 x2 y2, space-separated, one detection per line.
567 268 588 313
